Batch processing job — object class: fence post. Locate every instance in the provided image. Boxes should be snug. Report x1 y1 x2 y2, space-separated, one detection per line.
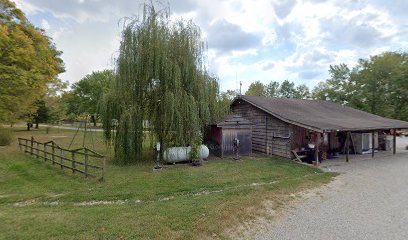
18 139 22 151
51 143 55 164
44 143 47 161
71 151 76 173
30 137 34 156
84 149 89 177
25 139 28 153
36 141 39 158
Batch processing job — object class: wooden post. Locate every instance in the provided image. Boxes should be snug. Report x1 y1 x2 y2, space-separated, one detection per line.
25 139 28 152
30 137 34 156
18 139 22 151
36 141 39 158
372 131 375 158
315 133 320 165
71 152 76 173
393 129 397 154
51 143 55 164
44 143 47 161
83 120 87 147
346 132 350 162
84 149 89 177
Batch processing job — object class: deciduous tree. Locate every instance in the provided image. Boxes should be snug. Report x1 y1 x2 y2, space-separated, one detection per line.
101 4 227 164
313 51 408 121
0 0 64 123
278 80 296 98
245 81 265 96
265 81 280 97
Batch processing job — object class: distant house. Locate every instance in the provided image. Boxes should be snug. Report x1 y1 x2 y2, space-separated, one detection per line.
231 96 408 162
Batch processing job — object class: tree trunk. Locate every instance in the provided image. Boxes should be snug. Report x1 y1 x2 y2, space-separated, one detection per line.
35 122 39 129
27 123 31 131
159 139 164 162
91 115 97 127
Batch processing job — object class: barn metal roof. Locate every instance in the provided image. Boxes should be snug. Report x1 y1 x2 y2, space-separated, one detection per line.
232 96 408 132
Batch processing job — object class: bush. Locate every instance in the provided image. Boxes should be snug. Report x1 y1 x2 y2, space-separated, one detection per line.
0 126 13 146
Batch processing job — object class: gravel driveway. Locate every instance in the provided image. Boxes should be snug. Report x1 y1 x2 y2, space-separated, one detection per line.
254 137 408 240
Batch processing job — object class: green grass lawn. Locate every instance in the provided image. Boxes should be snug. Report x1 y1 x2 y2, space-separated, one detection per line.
0 126 336 239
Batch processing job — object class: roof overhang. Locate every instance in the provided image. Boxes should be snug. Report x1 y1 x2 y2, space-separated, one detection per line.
232 96 408 133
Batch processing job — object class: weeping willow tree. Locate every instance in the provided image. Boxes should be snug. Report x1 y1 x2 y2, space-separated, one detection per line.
101 4 228 164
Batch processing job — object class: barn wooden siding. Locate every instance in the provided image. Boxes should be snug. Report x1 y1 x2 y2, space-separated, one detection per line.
221 128 252 157
291 125 307 150
232 101 292 158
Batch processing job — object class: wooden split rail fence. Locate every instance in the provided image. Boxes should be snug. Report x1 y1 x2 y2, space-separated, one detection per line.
18 137 106 181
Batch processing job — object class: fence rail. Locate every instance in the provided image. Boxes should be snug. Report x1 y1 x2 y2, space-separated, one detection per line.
18 137 106 181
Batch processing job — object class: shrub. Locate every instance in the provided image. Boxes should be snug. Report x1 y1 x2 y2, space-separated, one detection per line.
0 126 13 146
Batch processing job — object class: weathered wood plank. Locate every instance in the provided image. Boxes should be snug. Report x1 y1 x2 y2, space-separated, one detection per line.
233 101 293 159
17 137 105 181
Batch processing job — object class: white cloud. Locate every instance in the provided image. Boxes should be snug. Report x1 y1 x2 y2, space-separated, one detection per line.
40 19 50 30
13 0 408 92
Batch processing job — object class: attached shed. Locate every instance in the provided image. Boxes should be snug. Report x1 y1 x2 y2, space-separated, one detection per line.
206 115 252 158
231 96 408 162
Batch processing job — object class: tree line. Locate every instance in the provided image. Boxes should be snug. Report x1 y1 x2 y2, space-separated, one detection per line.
244 51 408 121
1 0 407 163
245 79 311 99
313 52 408 121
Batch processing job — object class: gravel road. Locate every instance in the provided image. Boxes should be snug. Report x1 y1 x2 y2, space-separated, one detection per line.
254 137 408 240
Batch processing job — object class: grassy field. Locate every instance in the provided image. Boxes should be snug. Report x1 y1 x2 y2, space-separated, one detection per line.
0 126 336 239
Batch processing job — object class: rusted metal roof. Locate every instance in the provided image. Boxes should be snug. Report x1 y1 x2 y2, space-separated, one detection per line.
232 96 408 132
216 114 252 128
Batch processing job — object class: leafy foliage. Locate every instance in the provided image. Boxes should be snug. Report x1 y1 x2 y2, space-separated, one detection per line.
313 51 408 121
293 84 310 99
245 80 310 99
29 81 68 128
0 0 64 123
245 80 265 96
279 80 296 98
68 70 114 116
312 64 351 105
265 81 280 97
101 5 227 164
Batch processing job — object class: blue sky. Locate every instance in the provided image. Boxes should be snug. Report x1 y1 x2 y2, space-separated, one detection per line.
15 0 408 92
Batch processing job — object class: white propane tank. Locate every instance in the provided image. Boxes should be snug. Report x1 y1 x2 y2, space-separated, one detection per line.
163 145 209 163
200 145 209 159
164 147 190 163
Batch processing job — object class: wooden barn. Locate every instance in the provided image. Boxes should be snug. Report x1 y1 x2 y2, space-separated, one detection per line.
231 96 408 163
206 115 252 158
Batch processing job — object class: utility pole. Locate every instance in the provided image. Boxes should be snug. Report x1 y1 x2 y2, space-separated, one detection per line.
239 81 242 96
